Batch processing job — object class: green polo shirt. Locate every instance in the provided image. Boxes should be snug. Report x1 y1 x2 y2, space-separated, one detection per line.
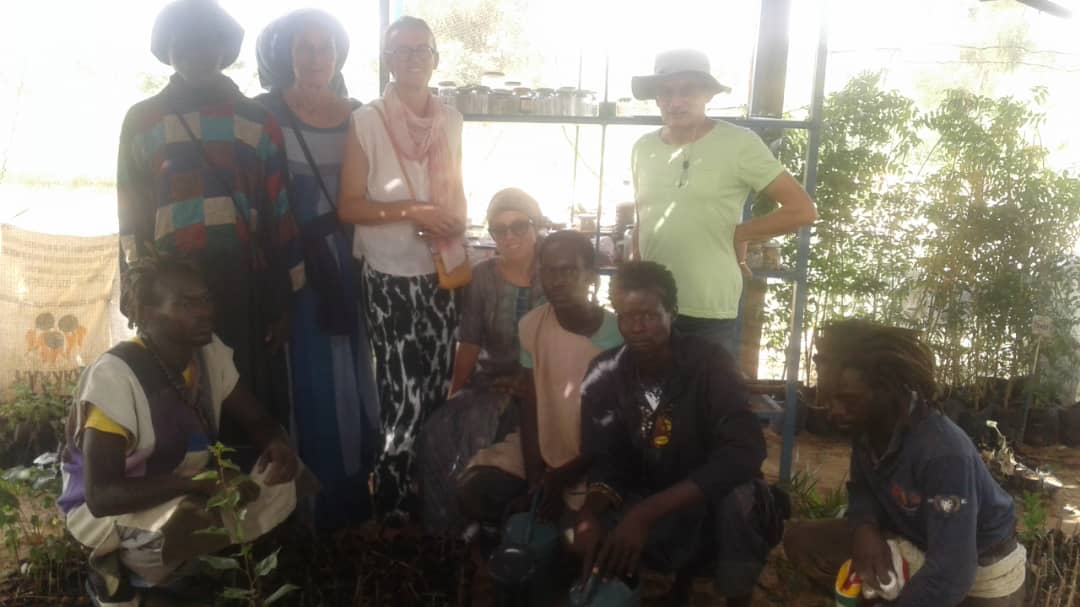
631 121 785 319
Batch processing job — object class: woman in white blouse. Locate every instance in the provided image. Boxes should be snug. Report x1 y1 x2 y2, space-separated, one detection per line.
338 16 467 526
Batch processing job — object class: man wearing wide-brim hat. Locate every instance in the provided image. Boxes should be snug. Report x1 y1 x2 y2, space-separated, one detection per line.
627 49 817 356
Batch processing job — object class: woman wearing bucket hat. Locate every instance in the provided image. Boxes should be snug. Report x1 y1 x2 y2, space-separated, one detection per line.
629 49 817 357
417 188 547 534
117 0 300 447
254 9 379 530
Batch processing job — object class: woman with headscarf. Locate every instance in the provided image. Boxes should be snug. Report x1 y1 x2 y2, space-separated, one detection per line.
117 0 299 446
254 9 379 529
338 16 467 526
417 188 546 534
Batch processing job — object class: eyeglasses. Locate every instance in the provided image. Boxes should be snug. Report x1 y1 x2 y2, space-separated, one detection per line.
384 45 437 62
488 219 533 240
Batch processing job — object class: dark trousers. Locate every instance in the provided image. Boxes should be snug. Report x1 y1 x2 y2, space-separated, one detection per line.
610 480 780 598
783 519 1025 606
673 315 738 359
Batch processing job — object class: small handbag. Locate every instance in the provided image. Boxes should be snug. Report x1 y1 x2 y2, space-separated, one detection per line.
568 575 641 607
372 103 471 290
489 491 562 605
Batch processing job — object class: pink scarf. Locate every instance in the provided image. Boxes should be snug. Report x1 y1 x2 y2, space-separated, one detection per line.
380 83 457 213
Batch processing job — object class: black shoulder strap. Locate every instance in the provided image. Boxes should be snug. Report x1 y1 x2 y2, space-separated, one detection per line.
171 109 252 232
109 341 170 396
278 97 337 210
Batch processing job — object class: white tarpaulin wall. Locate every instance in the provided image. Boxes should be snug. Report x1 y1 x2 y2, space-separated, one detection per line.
0 224 119 397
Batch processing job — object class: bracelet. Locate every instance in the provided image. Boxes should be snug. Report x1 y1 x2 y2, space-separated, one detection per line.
378 208 408 220
586 482 623 510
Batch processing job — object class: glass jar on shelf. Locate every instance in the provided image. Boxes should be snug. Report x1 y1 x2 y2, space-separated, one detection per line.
762 240 782 269
513 87 535 115
575 90 597 117
437 81 458 107
556 87 577 116
458 85 490 115
489 89 518 115
745 242 764 271
534 88 556 115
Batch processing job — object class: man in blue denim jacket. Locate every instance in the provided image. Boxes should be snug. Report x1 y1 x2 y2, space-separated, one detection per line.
784 319 1026 607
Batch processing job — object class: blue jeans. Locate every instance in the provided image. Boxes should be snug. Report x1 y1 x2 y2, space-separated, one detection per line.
674 315 737 358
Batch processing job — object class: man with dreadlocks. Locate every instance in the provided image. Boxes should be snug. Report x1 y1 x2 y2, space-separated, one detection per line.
784 319 1026 607
58 254 302 607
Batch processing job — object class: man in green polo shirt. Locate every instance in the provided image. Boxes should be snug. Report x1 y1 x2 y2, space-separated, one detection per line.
630 49 817 356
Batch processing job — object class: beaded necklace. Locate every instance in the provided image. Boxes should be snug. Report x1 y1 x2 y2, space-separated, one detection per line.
140 334 210 433
634 364 667 441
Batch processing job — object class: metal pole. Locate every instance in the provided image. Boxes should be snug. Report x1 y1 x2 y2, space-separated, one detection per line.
570 51 584 226
378 0 392 91
594 56 610 254
1017 337 1042 445
779 6 828 483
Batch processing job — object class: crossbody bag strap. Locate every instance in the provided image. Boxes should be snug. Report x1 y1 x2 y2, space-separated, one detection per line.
371 103 418 201
280 96 338 210
172 109 252 234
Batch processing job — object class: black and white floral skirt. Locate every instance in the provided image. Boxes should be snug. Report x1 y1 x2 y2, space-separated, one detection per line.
363 265 457 522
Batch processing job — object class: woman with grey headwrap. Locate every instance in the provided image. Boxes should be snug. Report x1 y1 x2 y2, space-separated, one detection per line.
255 10 378 530
417 188 546 534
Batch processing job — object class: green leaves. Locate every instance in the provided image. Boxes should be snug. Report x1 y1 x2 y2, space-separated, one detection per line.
770 73 1080 395
255 548 280 578
198 444 306 605
201 555 241 571
0 486 19 510
0 382 74 461
221 587 254 600
265 584 300 605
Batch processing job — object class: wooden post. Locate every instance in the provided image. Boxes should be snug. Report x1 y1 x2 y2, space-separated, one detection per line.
740 0 792 378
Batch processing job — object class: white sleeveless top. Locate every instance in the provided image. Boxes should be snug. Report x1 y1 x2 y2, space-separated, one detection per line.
350 100 464 277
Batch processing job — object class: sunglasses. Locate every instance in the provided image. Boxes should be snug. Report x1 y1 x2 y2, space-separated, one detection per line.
489 219 533 240
384 45 437 62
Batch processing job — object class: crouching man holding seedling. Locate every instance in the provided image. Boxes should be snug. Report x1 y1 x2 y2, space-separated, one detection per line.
784 319 1027 606
57 254 305 607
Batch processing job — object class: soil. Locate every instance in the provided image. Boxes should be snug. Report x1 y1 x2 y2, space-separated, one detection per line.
3 430 1077 606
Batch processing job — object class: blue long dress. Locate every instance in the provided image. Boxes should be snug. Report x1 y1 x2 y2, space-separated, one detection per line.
259 93 379 529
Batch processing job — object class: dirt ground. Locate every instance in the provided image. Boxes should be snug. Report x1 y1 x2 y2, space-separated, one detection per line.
5 431 1078 606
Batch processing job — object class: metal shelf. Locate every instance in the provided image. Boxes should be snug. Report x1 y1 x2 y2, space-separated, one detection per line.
601 266 798 282
753 268 799 281
462 113 815 131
